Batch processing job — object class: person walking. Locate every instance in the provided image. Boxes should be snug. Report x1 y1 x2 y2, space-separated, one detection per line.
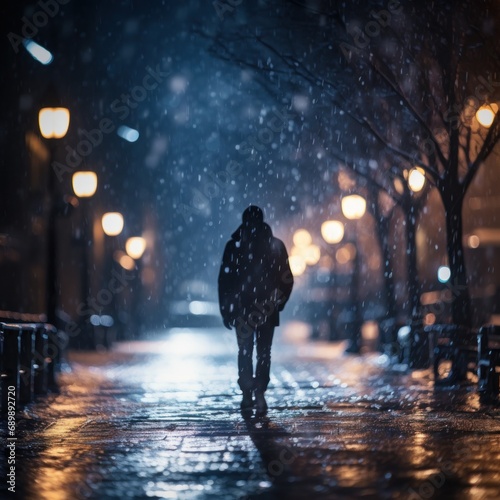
218 206 293 414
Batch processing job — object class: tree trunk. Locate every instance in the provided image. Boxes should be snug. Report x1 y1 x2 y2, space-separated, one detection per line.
369 188 398 320
404 202 420 322
442 190 472 327
378 215 398 319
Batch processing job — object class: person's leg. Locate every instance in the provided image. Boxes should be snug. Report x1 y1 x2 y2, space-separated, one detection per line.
236 321 255 408
255 323 275 412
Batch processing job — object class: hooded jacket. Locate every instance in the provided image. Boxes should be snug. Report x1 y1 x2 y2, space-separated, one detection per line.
218 222 293 327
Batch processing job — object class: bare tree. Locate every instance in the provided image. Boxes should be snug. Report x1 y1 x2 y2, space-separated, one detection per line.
207 0 500 328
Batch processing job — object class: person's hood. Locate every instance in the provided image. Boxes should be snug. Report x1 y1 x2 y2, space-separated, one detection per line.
231 223 273 241
231 224 243 241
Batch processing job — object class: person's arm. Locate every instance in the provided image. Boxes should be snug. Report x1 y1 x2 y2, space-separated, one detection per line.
218 242 236 329
276 240 294 311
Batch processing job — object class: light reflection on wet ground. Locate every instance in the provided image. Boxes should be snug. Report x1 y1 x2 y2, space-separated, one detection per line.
2 324 500 499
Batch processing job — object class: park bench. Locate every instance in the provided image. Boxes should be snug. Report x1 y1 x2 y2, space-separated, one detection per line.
477 325 500 398
425 324 477 384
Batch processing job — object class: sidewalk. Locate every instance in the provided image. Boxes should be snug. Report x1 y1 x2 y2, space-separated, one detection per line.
2 323 500 499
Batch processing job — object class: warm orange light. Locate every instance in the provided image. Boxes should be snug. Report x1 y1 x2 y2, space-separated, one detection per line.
72 171 97 198
341 195 366 220
289 255 306 276
102 213 124 236
38 107 70 138
476 103 498 128
408 167 426 193
321 220 344 244
304 244 321 265
293 229 312 248
126 237 146 259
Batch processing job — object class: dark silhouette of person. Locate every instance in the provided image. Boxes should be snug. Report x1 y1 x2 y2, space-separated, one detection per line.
218 206 293 414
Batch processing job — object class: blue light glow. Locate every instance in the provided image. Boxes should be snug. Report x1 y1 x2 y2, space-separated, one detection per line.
117 125 140 143
437 266 451 283
23 39 53 65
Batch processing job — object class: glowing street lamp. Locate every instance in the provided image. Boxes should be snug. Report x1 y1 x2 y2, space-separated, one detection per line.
71 172 98 344
289 255 307 277
293 229 312 248
39 99 71 327
341 195 366 220
408 167 426 193
476 103 498 128
126 237 147 260
321 220 344 244
304 244 321 265
38 107 70 139
72 171 98 198
102 212 124 236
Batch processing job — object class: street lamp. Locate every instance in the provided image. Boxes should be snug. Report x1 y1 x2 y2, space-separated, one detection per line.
126 237 146 260
72 171 98 198
321 220 344 244
72 171 98 348
102 212 124 236
303 244 321 265
340 194 366 353
293 229 312 248
125 236 147 339
39 102 70 327
38 108 70 138
476 103 498 128
341 194 366 220
289 255 307 277
408 167 426 193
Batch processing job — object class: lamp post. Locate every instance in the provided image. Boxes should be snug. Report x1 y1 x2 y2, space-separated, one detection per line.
38 104 70 327
102 212 124 237
341 194 366 353
125 236 146 338
72 171 98 348
407 167 426 193
93 212 124 348
476 102 498 128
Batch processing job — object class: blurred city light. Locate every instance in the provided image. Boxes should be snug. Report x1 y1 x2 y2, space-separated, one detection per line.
126 236 147 259
468 234 480 248
113 250 136 271
293 229 312 248
102 212 124 236
393 177 405 195
408 167 426 192
23 39 53 65
304 244 321 265
476 103 498 128
72 171 98 198
38 107 70 138
341 195 366 220
336 243 356 264
117 125 140 142
437 265 451 283
321 220 344 244
289 254 307 276
90 314 114 327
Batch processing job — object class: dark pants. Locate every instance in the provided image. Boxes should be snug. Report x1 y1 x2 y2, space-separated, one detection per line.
236 321 275 394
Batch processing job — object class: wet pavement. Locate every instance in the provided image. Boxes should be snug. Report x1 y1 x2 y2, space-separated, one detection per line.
2 323 500 499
